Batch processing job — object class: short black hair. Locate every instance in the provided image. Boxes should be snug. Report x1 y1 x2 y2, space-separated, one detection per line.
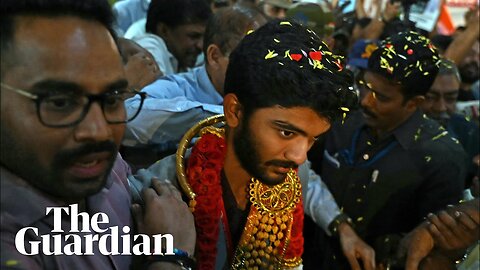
437 58 460 82
1 0 115 77
203 4 265 61
368 31 440 101
430 34 453 53
225 19 357 122
145 0 212 34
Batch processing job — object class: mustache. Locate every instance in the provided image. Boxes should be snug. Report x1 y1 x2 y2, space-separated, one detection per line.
432 112 450 120
53 141 117 167
265 160 299 169
429 112 450 127
361 107 376 118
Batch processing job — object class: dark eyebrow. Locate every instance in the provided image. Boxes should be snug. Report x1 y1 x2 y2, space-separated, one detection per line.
444 92 459 97
429 89 458 95
31 80 83 94
272 120 323 140
30 79 129 94
370 89 389 100
362 81 388 98
273 120 306 135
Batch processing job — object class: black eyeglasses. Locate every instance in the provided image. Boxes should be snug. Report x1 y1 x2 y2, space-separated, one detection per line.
1 82 147 128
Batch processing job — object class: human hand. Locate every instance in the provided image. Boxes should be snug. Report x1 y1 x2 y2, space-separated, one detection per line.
464 6 479 31
338 222 376 270
398 224 434 270
125 52 162 91
132 179 196 255
427 208 479 251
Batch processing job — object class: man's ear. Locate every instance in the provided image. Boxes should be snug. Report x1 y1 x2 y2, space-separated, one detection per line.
223 93 242 128
206 44 224 69
405 95 425 113
155 23 169 39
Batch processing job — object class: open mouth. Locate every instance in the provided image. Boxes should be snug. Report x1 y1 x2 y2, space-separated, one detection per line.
66 152 112 179
75 160 99 168
273 166 292 174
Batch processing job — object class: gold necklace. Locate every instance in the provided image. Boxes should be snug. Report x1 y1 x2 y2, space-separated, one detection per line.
232 169 302 269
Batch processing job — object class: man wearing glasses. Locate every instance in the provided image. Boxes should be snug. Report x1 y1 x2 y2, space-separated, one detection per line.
0 0 195 269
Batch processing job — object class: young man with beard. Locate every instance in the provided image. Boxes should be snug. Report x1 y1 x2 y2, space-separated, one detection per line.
308 31 468 269
133 20 376 269
0 0 195 269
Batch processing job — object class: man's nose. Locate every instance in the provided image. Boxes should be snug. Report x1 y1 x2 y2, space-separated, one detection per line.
277 9 287 19
195 37 203 51
73 103 112 142
284 139 309 166
432 97 447 113
361 91 375 108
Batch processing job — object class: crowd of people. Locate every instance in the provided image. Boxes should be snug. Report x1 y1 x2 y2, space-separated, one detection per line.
1 0 478 270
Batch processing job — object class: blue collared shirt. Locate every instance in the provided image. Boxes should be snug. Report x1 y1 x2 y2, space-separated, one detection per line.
112 0 150 36
124 65 223 151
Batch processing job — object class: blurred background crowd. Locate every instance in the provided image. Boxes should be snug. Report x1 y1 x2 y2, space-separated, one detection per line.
107 0 479 269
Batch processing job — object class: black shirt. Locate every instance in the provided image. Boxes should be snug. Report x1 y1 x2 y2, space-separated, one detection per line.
221 171 250 251
307 109 466 269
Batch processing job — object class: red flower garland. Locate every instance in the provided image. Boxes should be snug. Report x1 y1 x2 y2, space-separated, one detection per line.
187 132 226 270
187 132 304 268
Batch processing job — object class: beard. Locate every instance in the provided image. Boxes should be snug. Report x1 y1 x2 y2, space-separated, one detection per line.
459 62 480 84
233 116 297 186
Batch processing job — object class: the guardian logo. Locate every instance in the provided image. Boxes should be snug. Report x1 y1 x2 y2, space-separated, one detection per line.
15 204 173 256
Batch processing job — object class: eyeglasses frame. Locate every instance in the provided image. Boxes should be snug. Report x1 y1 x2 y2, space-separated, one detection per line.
0 82 147 128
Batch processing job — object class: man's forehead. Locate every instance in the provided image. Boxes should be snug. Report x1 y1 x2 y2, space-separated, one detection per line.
13 15 114 50
5 15 125 91
175 23 205 33
433 74 460 87
364 72 391 88
428 89 458 95
262 105 329 122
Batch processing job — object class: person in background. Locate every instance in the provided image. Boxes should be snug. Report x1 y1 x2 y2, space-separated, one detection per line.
443 7 479 102
122 4 267 167
306 31 467 270
129 0 211 75
286 2 335 42
259 0 294 19
347 39 379 97
112 0 150 36
132 19 376 270
420 58 479 190
0 0 196 269
117 37 162 91
350 0 403 44
209 0 236 12
307 38 379 175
